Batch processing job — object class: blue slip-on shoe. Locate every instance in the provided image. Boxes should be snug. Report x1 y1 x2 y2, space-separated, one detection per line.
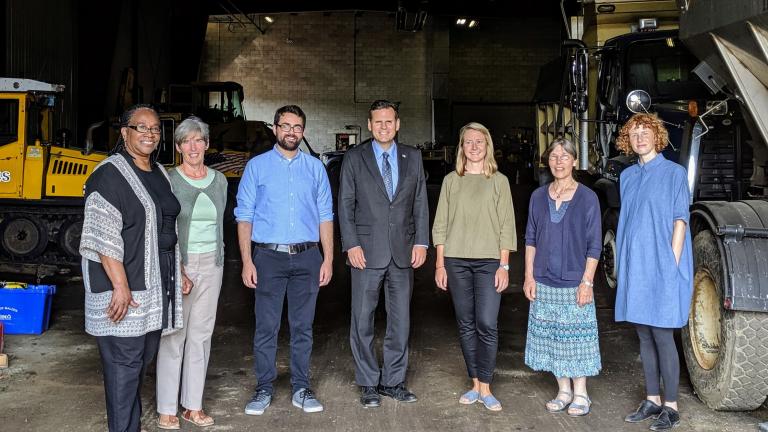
480 394 502 411
459 390 480 405
244 389 271 415
292 388 324 413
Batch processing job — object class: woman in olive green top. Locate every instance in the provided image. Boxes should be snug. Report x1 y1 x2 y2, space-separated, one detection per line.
156 117 228 429
433 122 517 411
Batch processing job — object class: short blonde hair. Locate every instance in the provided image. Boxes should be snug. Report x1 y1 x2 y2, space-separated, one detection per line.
615 113 669 155
455 122 498 178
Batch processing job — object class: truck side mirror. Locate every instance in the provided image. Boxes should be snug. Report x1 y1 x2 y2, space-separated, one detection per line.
626 89 652 113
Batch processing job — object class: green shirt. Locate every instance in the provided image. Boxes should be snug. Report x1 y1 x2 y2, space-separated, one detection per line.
168 167 228 266
432 171 517 259
180 170 218 253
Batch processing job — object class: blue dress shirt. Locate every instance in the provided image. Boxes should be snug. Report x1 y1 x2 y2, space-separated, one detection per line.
234 146 333 243
372 140 398 193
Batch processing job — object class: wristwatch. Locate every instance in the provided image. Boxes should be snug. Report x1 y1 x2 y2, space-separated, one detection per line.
499 263 510 271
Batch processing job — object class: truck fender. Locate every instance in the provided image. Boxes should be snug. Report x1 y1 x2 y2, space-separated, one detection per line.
690 200 768 312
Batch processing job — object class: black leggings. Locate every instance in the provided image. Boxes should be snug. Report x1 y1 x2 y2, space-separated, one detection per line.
636 324 680 402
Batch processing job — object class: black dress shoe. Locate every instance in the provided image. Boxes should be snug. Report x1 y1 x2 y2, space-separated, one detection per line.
360 386 381 408
378 383 418 403
649 406 681 431
624 400 663 423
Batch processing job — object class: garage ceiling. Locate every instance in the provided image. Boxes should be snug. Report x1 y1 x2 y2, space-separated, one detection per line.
208 0 572 19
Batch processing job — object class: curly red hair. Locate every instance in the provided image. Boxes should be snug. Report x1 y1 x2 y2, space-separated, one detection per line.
615 113 669 155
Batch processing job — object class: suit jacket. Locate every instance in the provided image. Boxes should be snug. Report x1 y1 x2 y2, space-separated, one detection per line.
338 141 430 269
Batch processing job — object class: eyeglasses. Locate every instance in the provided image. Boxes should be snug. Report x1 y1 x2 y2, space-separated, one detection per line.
548 154 572 162
127 124 162 135
277 123 305 133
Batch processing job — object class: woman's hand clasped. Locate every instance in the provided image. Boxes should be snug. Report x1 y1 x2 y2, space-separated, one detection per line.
576 282 594 307
523 278 536 301
435 266 448 291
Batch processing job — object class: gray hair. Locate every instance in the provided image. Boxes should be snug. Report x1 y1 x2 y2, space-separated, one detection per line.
174 116 210 145
545 138 578 160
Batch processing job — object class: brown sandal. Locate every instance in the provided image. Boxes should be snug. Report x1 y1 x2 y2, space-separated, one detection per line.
182 410 215 427
156 415 180 430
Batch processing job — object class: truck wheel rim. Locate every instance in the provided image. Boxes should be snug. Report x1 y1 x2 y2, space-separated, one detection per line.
2 218 41 256
602 229 618 289
690 268 721 370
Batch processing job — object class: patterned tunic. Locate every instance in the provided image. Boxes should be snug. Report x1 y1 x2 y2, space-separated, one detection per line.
80 153 183 337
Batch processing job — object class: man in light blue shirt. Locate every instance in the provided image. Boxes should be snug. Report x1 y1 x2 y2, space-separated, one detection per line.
235 105 333 416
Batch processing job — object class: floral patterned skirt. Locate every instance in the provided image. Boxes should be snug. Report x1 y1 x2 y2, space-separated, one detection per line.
524 283 602 377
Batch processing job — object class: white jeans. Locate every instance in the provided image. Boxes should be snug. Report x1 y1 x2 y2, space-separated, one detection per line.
156 251 223 413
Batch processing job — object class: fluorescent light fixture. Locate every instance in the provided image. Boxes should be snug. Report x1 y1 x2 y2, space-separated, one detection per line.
468 20 478 28
264 16 274 23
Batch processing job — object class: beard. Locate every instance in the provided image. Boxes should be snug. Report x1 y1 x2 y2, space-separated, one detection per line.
277 135 300 151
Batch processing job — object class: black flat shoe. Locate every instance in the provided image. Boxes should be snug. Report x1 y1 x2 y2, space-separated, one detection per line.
360 386 381 408
378 383 418 403
649 406 680 431
625 400 663 423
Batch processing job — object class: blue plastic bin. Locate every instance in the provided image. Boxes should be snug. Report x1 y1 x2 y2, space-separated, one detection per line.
0 284 56 334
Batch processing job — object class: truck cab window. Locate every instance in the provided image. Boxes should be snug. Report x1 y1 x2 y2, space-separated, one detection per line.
626 39 707 100
0 100 19 146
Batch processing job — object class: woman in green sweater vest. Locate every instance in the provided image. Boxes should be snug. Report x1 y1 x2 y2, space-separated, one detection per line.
433 122 517 411
156 117 228 429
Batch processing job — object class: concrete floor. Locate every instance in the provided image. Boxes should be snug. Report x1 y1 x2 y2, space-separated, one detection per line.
2 184 768 431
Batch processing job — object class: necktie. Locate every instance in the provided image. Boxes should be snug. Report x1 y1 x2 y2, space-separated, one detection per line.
382 152 394 201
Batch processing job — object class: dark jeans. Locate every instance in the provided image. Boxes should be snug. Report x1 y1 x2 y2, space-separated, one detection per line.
636 324 680 402
252 246 322 394
445 258 501 384
96 330 161 432
349 260 413 387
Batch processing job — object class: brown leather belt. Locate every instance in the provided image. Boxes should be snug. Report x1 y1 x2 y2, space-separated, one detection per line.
254 242 318 255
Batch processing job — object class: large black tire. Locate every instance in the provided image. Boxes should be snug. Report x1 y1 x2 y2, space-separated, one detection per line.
682 230 768 410
0 216 49 259
595 208 618 308
57 218 83 258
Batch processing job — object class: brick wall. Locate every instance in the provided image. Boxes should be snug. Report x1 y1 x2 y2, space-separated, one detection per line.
200 12 560 153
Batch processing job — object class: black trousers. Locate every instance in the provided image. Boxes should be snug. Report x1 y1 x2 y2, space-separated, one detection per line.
445 258 501 384
636 324 680 402
252 246 322 394
350 260 413 387
96 330 161 432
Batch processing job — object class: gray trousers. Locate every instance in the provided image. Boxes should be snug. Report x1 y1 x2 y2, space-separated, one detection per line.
350 260 413 387
156 251 223 414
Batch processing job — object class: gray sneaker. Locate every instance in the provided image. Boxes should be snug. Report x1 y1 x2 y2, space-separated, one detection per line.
245 390 272 415
292 388 324 413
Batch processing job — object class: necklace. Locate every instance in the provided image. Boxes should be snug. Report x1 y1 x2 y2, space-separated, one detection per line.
551 179 576 199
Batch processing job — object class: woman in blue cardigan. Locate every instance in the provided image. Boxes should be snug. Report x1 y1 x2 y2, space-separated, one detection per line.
523 138 602 417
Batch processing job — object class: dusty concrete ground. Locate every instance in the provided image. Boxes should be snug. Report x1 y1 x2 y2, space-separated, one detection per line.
2 184 767 431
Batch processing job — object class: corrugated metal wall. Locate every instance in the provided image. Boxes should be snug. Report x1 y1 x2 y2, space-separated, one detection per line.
5 0 77 140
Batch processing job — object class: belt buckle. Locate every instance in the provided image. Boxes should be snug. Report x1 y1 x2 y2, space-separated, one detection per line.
288 244 298 255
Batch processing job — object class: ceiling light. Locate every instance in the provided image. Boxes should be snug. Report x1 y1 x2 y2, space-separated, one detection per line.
456 18 466 26
468 20 478 28
264 16 274 23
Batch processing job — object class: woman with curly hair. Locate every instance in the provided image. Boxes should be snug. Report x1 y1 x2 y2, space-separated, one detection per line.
614 113 693 431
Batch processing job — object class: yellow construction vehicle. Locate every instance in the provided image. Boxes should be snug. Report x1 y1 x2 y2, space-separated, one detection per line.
0 78 106 278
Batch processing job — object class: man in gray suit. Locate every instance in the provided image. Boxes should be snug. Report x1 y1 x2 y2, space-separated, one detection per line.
338 100 430 408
